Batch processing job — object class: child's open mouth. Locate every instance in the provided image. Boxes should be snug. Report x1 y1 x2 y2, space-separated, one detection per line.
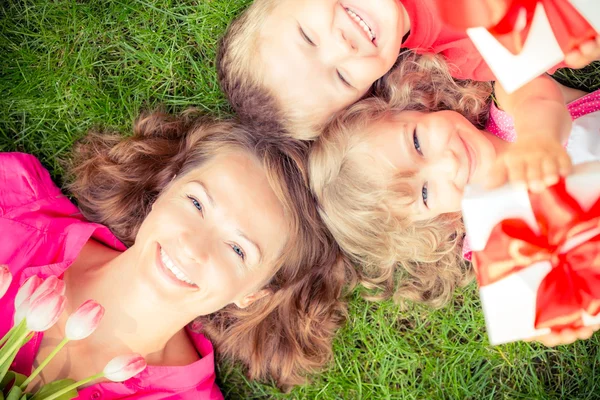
344 7 377 45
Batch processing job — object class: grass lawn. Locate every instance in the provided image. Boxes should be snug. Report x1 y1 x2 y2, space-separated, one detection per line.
2 1 600 399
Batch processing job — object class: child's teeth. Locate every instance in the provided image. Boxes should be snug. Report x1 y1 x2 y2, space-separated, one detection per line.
345 8 375 41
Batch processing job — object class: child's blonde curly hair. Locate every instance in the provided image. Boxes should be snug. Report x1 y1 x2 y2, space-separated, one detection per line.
309 51 494 307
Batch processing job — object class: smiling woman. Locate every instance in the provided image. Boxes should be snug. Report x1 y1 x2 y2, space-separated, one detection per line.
0 111 351 398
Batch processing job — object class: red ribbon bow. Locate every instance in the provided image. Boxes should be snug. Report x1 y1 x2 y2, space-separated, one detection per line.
473 179 600 331
435 0 597 55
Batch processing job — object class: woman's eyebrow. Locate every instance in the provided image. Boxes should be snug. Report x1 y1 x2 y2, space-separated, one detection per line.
190 180 215 207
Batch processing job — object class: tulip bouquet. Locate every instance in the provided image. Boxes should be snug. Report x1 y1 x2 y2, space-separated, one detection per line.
0 265 147 400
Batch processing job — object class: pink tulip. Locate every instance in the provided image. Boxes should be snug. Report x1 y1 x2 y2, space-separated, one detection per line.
103 354 147 382
0 265 12 300
65 300 105 340
28 276 62 305
26 290 66 332
14 275 42 310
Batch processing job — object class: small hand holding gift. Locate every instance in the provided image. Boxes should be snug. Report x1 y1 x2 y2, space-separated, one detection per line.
434 0 600 93
462 163 600 345
0 270 147 399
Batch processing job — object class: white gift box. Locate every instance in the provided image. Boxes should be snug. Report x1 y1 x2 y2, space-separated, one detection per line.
462 163 600 345
466 0 600 93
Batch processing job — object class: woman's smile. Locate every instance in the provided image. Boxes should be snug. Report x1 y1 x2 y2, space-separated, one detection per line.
156 243 199 289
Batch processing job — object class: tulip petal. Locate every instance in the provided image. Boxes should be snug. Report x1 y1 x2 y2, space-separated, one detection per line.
26 291 66 332
65 300 105 341
14 275 42 310
103 354 147 382
28 276 60 305
0 265 12 300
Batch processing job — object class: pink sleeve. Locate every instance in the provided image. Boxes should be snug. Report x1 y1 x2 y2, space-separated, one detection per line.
0 153 62 215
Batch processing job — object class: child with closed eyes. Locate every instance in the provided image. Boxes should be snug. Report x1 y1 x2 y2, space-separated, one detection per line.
308 52 600 333
217 0 600 144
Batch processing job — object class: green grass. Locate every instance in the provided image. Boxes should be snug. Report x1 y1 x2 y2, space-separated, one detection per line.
2 1 600 399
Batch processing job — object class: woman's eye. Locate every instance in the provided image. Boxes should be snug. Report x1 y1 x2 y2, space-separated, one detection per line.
187 196 203 214
422 183 429 208
231 244 245 260
413 128 423 156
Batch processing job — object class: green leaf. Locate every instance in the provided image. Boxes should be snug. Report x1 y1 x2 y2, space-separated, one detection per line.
6 386 22 400
0 347 21 384
0 321 30 381
30 379 77 400
0 372 27 393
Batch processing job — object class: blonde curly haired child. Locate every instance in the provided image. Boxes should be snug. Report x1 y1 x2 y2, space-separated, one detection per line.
309 52 493 307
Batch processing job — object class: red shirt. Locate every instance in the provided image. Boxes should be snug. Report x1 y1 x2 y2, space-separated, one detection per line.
401 0 563 81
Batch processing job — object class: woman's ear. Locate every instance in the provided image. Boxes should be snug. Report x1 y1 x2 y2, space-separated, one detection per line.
234 288 272 309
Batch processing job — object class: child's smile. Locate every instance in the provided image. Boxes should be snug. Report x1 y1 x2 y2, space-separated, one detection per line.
258 0 408 126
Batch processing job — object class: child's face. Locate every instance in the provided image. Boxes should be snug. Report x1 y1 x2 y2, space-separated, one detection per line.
259 0 406 125
365 110 497 220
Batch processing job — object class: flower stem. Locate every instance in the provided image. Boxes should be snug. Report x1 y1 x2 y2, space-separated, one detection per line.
20 337 70 390
39 372 104 400
0 324 17 348
0 329 30 367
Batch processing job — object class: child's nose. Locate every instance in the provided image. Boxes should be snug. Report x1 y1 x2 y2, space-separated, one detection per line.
432 150 460 184
324 28 356 62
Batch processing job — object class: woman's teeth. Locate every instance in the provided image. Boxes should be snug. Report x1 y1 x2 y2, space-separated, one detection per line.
160 248 196 286
345 8 375 42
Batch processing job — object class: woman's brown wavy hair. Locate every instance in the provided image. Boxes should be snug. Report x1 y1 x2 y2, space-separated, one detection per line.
66 110 354 390
309 52 493 308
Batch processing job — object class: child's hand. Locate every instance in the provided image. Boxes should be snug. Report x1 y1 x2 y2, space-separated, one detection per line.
524 324 600 346
564 36 600 69
486 135 572 192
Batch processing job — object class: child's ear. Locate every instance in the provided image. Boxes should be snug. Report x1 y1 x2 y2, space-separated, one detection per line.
234 289 272 309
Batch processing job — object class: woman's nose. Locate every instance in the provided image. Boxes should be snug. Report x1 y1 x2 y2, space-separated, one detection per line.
178 230 211 265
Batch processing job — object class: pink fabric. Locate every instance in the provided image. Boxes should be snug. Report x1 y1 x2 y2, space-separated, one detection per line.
0 153 223 400
400 0 564 81
462 89 600 261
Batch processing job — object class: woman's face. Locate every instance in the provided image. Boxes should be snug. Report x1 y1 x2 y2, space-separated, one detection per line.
364 110 497 220
259 0 407 125
132 150 289 317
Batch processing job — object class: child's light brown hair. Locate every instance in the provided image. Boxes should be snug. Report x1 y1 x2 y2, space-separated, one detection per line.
309 52 493 307
216 0 325 140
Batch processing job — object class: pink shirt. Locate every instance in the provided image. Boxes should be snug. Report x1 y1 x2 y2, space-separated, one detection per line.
462 88 600 260
0 152 223 400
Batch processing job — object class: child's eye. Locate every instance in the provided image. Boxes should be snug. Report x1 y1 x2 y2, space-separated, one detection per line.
337 70 353 88
299 26 316 46
187 195 204 215
422 183 429 208
230 243 245 260
413 128 423 156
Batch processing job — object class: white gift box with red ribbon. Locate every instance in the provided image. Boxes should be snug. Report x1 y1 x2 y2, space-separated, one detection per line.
461 163 600 345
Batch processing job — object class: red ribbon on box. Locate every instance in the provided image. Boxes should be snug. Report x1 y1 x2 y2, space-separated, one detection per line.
435 0 597 55
473 179 600 331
